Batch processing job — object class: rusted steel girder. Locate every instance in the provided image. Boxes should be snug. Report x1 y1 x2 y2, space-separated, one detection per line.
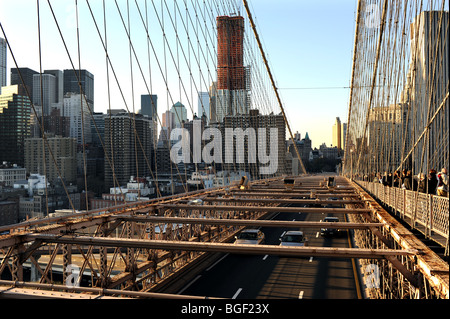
116 215 384 229
0 280 213 299
25 234 418 259
351 180 450 299
202 198 363 205
158 204 370 214
225 192 360 198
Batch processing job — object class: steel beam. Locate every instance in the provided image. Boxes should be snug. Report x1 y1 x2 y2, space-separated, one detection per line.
26 234 418 259
233 188 355 193
202 198 363 205
0 280 213 299
116 215 384 229
225 192 360 198
158 204 370 214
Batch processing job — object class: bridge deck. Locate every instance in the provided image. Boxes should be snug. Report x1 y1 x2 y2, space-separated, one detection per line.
0 175 448 299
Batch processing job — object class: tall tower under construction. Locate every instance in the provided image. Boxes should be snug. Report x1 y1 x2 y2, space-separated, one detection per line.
215 15 249 123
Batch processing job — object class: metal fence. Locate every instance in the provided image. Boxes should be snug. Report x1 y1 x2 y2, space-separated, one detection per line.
356 181 449 249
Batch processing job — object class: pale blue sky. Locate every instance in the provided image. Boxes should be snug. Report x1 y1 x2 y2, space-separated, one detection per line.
0 0 357 148
248 0 357 147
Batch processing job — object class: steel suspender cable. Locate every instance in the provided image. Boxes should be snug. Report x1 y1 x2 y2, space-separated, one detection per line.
242 0 306 175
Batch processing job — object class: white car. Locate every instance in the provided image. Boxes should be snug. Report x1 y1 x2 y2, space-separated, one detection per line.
234 229 265 245
279 231 307 247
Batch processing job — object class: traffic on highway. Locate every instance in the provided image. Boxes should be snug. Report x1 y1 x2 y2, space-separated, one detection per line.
177 201 362 299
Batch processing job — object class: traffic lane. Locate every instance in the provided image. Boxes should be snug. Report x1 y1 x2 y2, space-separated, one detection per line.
257 211 360 299
178 212 302 298
178 250 279 298
261 211 307 245
178 210 359 299
257 208 318 299
257 255 314 299
300 211 359 299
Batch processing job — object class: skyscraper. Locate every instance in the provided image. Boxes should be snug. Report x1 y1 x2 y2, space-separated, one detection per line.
216 15 249 122
198 92 210 122
44 70 64 107
63 93 92 145
170 102 188 128
0 38 6 89
217 16 245 91
140 94 157 118
10 68 38 102
104 113 154 188
63 69 94 109
32 73 56 116
332 117 342 151
223 109 286 178
0 85 32 166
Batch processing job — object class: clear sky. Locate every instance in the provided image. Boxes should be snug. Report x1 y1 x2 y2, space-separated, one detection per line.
0 0 357 149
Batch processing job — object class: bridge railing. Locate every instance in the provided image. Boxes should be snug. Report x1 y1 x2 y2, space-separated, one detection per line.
355 181 449 245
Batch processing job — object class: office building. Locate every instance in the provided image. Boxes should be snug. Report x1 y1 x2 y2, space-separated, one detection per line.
10 68 38 101
104 113 155 188
217 16 245 91
63 69 94 109
332 117 342 151
140 94 157 118
44 70 64 106
0 38 6 88
24 136 77 184
170 102 188 128
63 92 92 144
0 163 27 187
32 73 57 116
41 108 70 138
198 92 210 122
223 109 286 178
215 16 250 122
0 85 32 166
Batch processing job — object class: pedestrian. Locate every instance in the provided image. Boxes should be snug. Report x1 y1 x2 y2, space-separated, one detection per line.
393 170 401 188
376 172 383 184
437 168 449 197
418 173 427 193
403 170 413 190
427 169 438 195
382 171 392 186
401 169 407 185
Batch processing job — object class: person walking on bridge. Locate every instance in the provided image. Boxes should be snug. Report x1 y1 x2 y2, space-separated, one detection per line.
418 173 427 193
403 170 413 190
437 168 448 197
427 169 438 195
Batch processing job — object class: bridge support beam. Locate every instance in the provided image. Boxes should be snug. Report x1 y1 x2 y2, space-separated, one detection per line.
116 215 384 230
25 234 418 259
157 204 371 214
350 179 449 299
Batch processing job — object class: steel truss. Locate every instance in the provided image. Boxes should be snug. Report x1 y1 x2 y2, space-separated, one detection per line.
0 176 447 299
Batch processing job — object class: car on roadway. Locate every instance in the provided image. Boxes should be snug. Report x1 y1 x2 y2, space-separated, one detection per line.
234 229 265 245
279 231 308 247
320 217 340 237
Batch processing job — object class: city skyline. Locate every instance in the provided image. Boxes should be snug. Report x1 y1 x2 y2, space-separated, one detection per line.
0 1 355 149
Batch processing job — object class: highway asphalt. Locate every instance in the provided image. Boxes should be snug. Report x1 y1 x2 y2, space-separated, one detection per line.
177 203 362 299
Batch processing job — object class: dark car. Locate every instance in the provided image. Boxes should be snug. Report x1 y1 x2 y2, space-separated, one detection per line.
320 217 340 236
